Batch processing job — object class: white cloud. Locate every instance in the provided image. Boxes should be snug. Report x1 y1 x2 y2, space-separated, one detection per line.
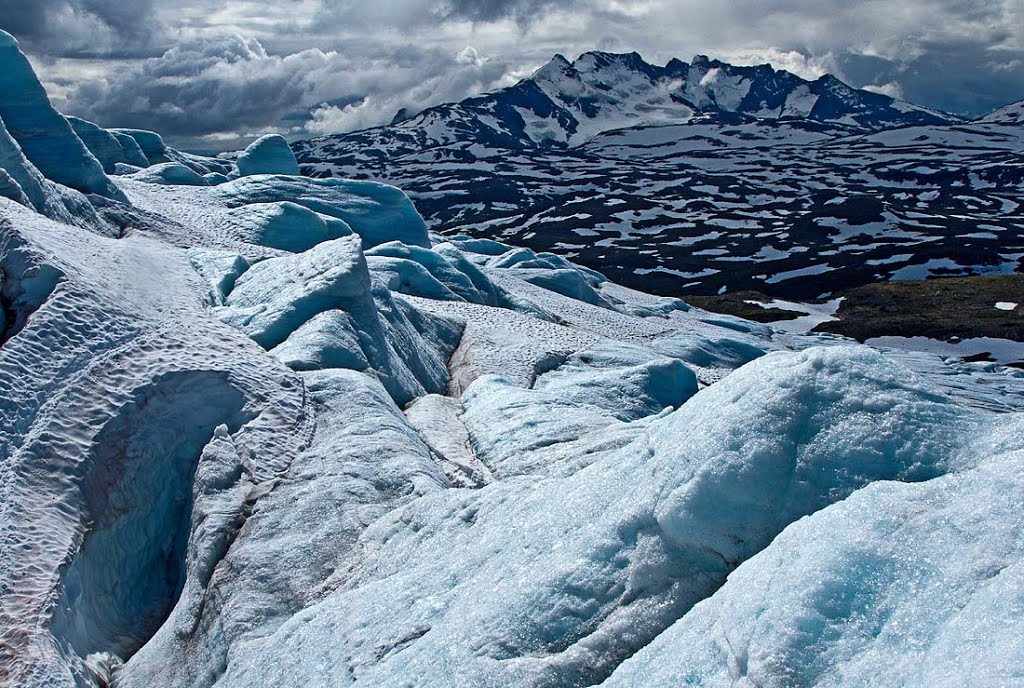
69 33 511 145
456 46 485 66
863 81 904 99
713 48 835 81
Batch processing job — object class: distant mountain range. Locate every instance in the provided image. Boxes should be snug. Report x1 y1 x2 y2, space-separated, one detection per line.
306 51 960 161
294 51 1023 300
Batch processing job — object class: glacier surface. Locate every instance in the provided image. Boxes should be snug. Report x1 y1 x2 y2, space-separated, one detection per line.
1 33 1023 688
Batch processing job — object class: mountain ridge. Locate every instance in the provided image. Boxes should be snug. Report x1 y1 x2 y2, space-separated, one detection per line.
296 49 962 158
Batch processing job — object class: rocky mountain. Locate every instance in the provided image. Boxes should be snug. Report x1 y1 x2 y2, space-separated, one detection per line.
294 53 1022 301
300 51 959 161
2 28 1024 688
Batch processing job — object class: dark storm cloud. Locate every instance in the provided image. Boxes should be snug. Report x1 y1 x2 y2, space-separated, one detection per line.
312 0 579 29
0 0 163 56
71 33 510 146
836 40 1024 118
442 0 579 22
1 0 48 38
6 0 1022 147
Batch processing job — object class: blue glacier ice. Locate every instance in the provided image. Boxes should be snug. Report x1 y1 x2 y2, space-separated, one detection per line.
110 128 169 165
366 241 495 303
203 171 231 185
130 162 209 186
235 134 300 176
110 127 230 176
66 117 145 174
0 30 125 202
602 422 1024 687
0 167 30 206
0 113 107 231
135 346 983 688
187 249 250 304
3 166 1024 687
223 201 352 252
214 234 373 349
109 130 151 168
214 175 432 248
213 234 461 404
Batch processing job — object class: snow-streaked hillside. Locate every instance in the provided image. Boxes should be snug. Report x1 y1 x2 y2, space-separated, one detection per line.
2 29 1024 688
292 53 1022 300
298 116 1024 299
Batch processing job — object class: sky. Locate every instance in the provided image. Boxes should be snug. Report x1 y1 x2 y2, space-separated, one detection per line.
4 0 1024 150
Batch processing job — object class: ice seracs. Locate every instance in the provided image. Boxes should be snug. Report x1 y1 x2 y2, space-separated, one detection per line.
223 201 352 252
5 147 1024 687
111 128 170 165
130 162 210 186
66 117 154 173
0 110 107 231
0 30 126 202
602 417 1024 687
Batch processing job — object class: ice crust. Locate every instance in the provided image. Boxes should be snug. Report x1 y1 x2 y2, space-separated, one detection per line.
602 430 1024 687
4 171 1024 687
156 346 988 688
1 41 1024 688
223 201 352 252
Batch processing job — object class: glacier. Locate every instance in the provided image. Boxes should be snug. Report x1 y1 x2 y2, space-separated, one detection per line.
1 27 1024 688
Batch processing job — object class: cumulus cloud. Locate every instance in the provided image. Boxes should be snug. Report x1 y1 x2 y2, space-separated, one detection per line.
863 81 904 99
14 0 1023 147
69 34 511 145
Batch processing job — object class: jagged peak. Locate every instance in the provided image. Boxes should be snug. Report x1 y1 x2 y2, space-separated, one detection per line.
390 107 411 125
574 49 646 66
542 53 572 70
532 53 576 81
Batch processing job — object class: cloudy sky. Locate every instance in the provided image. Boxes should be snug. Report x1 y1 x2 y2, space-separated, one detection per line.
5 0 1024 149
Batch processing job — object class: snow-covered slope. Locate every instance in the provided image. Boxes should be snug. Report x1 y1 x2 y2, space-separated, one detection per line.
977 99 1024 125
2 30 1024 688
